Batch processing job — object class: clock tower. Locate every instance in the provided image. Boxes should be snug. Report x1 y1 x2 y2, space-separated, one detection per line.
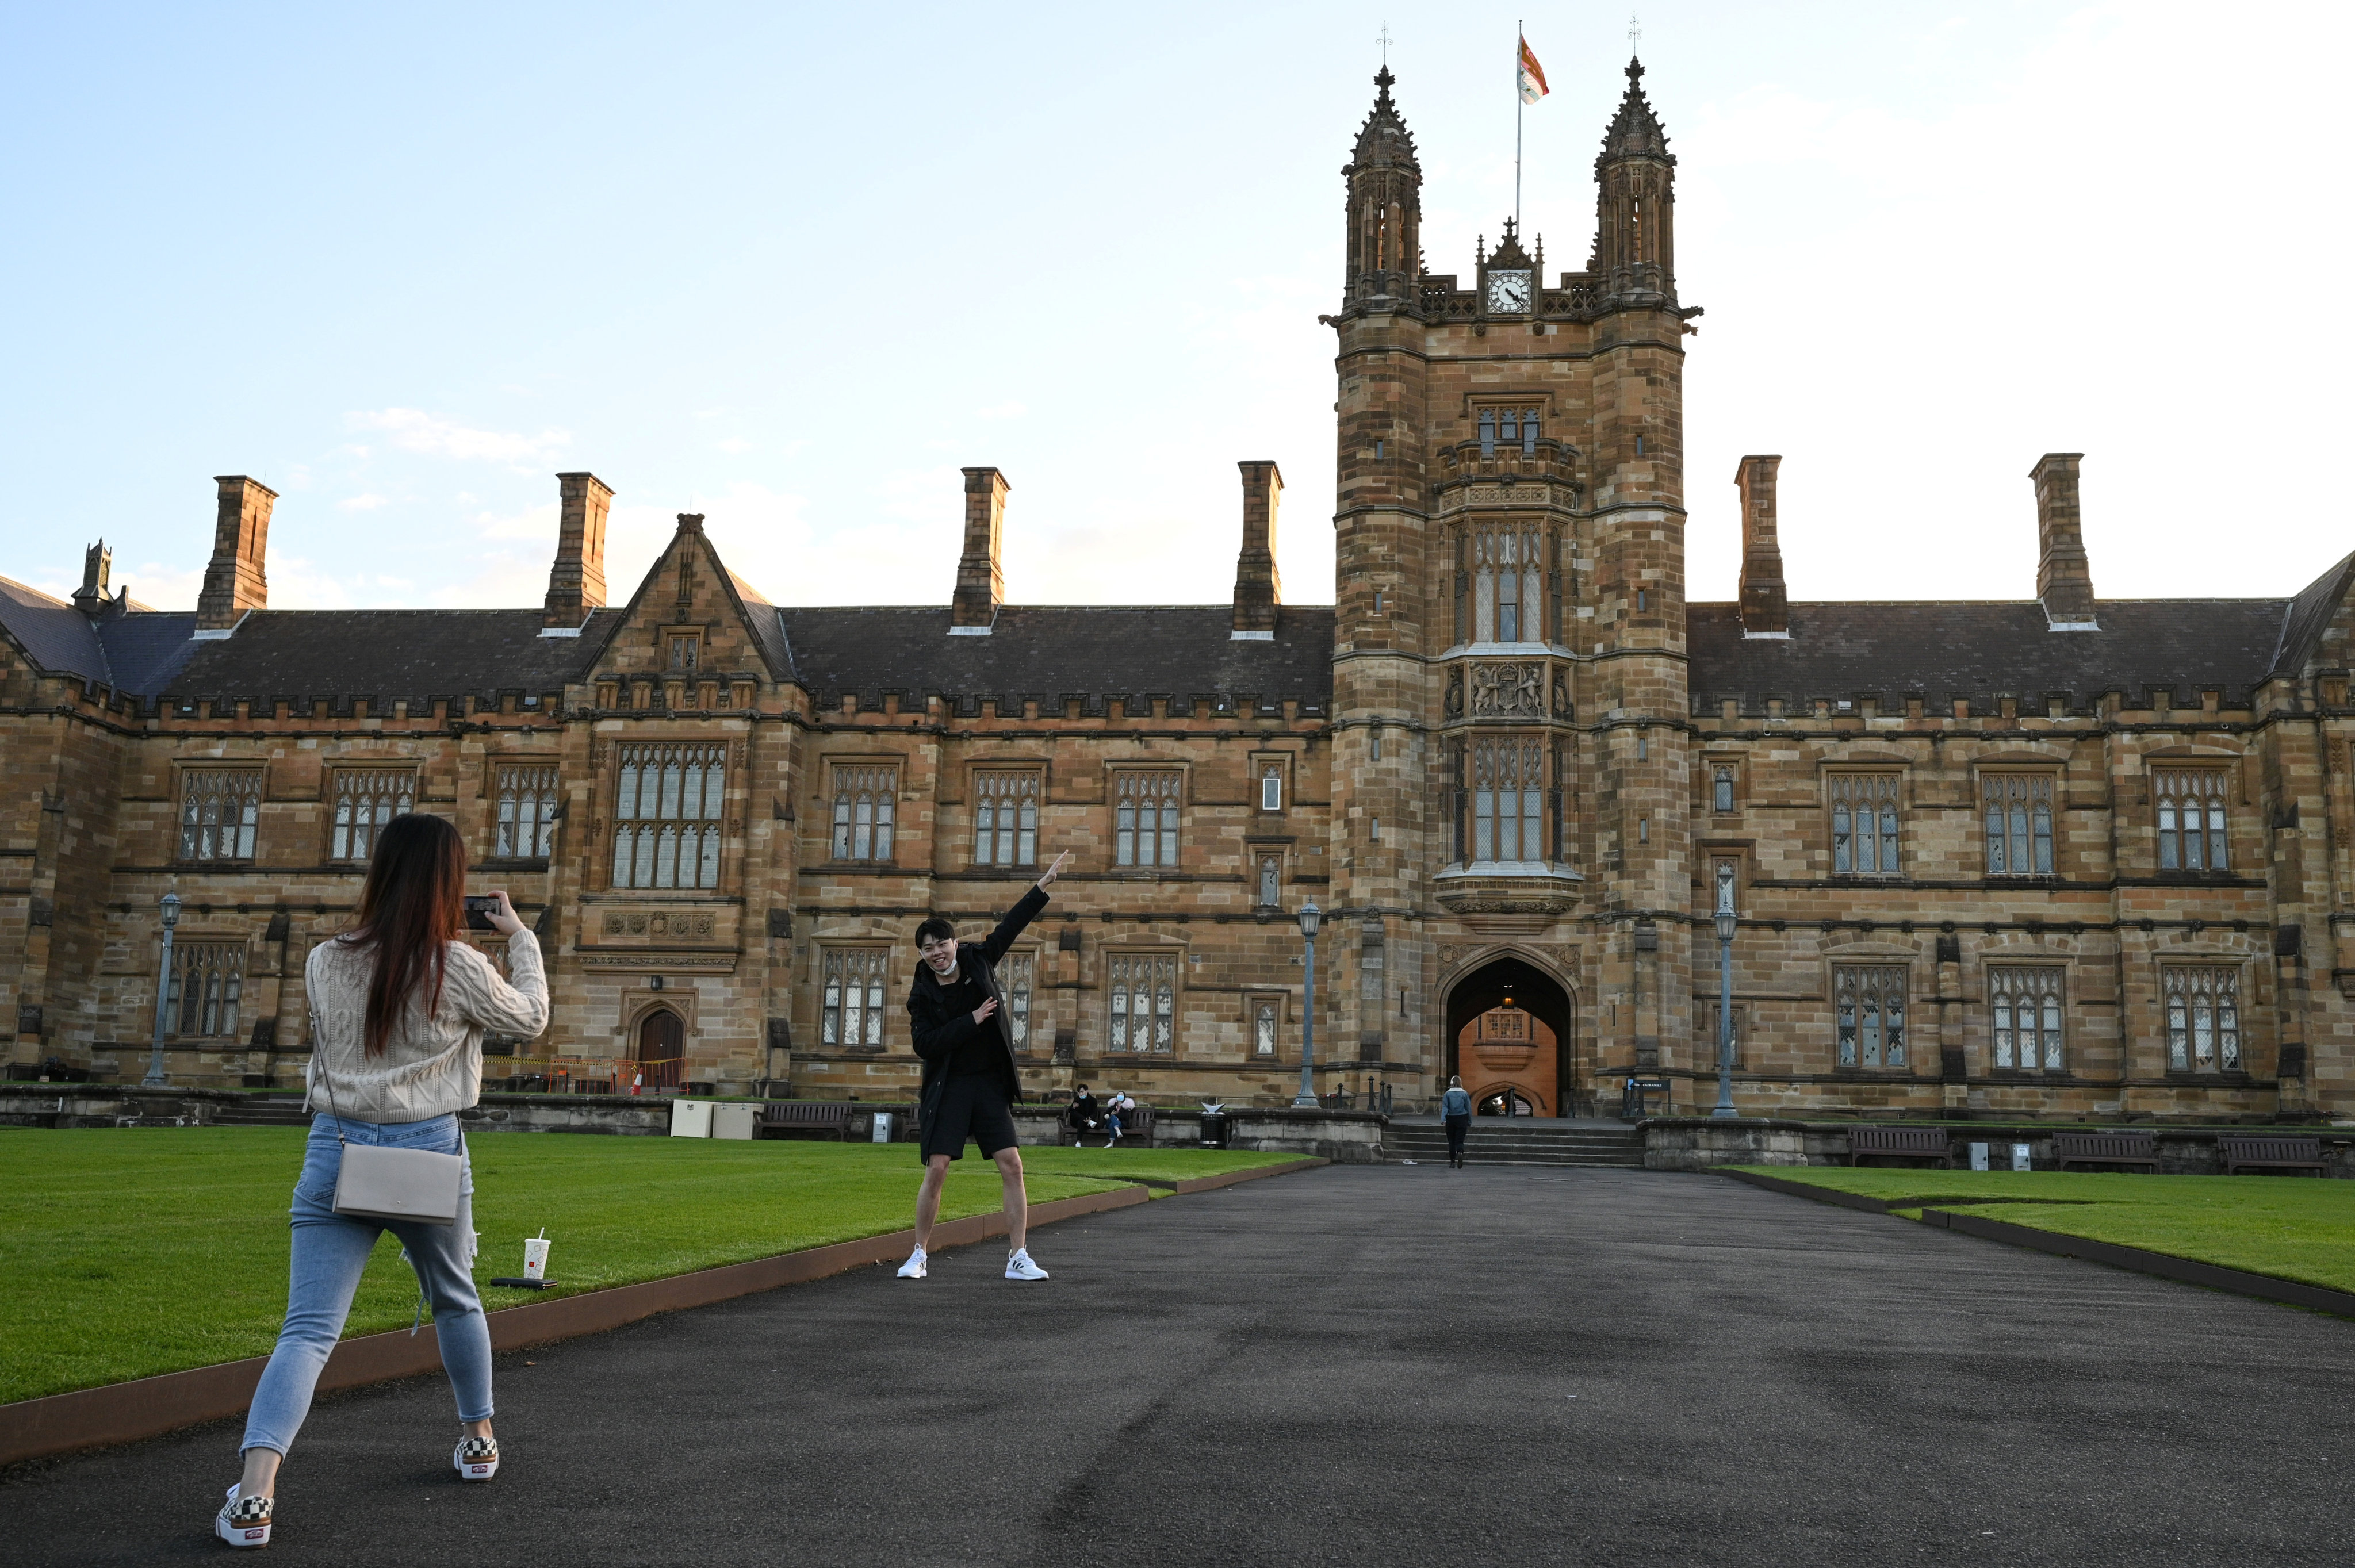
1326 58 1699 1114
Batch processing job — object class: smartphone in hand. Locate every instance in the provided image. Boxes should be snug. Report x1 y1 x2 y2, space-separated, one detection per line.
463 895 500 932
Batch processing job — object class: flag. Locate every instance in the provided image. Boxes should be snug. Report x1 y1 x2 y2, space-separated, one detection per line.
1517 36 1549 104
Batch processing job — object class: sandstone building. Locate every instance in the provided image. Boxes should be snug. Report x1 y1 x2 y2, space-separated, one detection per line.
4 61 2348 1122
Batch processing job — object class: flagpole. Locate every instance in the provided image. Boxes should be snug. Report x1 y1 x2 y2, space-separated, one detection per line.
1514 21 1523 234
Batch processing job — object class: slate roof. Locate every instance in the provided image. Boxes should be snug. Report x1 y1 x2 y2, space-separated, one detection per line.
775 605 1336 715
159 609 622 707
0 576 199 694
0 578 1337 714
1688 598 2299 714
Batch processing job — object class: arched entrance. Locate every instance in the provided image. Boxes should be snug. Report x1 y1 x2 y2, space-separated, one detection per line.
635 1008 685 1090
1445 955 1573 1117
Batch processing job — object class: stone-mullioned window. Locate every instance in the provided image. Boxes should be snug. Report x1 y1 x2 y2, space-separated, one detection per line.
973 771 1039 868
1254 998 1278 1056
1983 774 2054 876
1115 772 1181 869
612 743 724 888
166 941 245 1039
1829 775 1900 877
331 770 416 862
829 765 895 864
1476 405 1540 458
1001 951 1035 1053
821 948 887 1050
1257 855 1281 907
2155 770 2230 871
178 769 261 862
2165 966 2240 1071
1990 967 2063 1071
495 764 558 860
1835 965 1907 1068
1471 735 1546 862
1108 952 1175 1052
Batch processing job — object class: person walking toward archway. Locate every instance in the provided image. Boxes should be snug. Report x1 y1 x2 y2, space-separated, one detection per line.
1441 1075 1473 1169
216 813 548 1548
899 849 1070 1283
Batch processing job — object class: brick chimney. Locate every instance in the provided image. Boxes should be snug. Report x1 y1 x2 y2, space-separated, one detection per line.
2031 453 2099 631
1734 454 1789 638
543 471 613 630
1231 460 1284 639
72 540 112 616
197 476 276 631
952 467 1008 634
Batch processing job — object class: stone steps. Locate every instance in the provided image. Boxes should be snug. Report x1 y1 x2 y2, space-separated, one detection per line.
1385 1123 1646 1168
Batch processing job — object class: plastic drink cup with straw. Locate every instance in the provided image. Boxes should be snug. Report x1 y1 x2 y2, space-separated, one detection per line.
523 1228 550 1282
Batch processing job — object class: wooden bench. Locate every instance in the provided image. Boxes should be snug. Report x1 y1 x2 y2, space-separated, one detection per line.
756 1101 855 1141
2220 1135 2330 1176
1069 1103 1155 1147
2053 1131 2158 1172
1846 1126 1955 1168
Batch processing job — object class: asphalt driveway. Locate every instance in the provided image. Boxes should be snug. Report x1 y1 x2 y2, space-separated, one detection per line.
6 1164 2350 1566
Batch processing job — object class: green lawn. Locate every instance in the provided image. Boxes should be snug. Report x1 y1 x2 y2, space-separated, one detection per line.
0 1130 1299 1405
1733 1166 2355 1295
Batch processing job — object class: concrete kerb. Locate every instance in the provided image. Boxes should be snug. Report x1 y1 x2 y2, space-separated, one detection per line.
0 1156 1327 1467
1721 1168 2355 1319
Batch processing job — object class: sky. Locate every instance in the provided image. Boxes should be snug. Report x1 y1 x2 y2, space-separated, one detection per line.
2 2 2350 618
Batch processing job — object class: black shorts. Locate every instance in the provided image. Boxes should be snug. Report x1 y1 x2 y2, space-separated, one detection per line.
922 1075 1018 1161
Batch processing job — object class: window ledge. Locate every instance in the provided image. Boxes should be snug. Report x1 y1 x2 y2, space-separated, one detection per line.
476 858 552 873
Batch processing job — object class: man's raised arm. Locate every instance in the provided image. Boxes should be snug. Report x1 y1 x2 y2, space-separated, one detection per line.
980 850 1071 963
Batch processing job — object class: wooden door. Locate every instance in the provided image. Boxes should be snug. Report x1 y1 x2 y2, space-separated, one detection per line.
636 1009 685 1089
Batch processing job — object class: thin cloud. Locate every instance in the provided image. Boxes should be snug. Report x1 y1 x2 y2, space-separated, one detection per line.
346 408 570 466
336 493 390 512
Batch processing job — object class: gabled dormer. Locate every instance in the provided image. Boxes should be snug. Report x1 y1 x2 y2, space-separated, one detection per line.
581 513 792 711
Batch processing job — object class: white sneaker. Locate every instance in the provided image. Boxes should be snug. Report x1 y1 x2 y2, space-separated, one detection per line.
1004 1249 1048 1282
897 1248 928 1279
454 1435 499 1481
216 1483 272 1548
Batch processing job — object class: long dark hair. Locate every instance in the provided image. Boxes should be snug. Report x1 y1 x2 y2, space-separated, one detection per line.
338 814 466 1057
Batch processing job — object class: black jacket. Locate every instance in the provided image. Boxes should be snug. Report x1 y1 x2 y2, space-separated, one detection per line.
907 885 1048 1128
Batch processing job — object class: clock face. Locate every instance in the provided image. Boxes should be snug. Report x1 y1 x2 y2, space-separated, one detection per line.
1486 269 1533 314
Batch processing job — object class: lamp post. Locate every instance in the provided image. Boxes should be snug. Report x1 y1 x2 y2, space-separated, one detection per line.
1711 906 1739 1118
1293 899 1322 1108
143 891 182 1088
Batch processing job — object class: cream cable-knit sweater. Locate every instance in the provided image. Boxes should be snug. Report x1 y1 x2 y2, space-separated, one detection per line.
304 929 549 1122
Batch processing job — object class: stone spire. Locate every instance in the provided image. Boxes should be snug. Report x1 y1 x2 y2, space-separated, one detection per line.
1599 58 1672 163
1589 56 1679 306
1342 68 1423 312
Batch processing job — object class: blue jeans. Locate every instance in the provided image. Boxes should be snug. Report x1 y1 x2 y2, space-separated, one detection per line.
241 1114 492 1457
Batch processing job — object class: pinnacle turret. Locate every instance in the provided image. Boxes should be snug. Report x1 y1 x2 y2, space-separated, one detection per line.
1351 67 1420 169
1598 57 1673 166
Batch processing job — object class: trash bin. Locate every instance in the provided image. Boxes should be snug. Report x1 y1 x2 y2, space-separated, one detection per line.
871 1111 894 1144
1200 1113 1228 1149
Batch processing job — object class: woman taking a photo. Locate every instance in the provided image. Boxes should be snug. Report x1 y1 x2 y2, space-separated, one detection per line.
217 813 548 1548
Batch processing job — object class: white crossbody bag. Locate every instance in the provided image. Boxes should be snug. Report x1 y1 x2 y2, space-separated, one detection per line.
314 1038 465 1226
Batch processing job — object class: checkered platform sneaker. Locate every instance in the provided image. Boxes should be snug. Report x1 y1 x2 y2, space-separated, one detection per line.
215 1484 272 1548
454 1435 500 1482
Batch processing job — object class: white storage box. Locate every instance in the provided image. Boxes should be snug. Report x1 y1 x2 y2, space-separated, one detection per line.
669 1099 714 1138
710 1102 759 1140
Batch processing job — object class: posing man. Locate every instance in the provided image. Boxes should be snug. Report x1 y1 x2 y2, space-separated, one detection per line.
899 849 1070 1282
